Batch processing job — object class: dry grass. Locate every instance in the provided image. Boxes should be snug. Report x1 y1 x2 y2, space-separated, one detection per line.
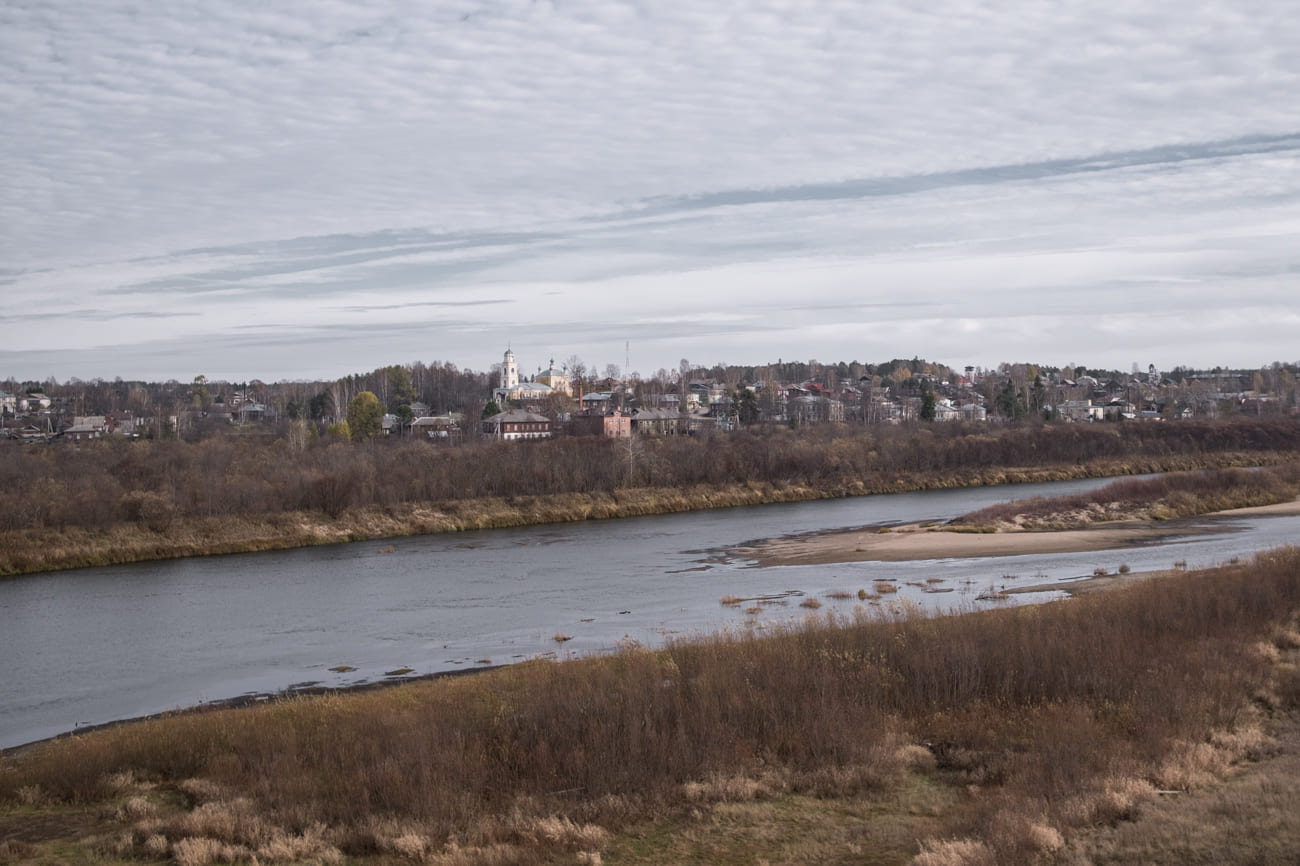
4 549 1300 864
951 464 1300 530
913 838 997 866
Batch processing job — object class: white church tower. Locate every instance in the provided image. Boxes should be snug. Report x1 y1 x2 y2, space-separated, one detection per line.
501 348 519 391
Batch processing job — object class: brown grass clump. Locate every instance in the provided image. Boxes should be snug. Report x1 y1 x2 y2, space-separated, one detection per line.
172 836 228 866
799 597 822 609
874 581 899 594
0 841 37 864
178 777 225 805
972 811 1067 861
388 832 428 861
113 794 157 821
681 772 778 804
142 833 170 856
895 743 938 774
1154 741 1234 791
1059 776 1159 827
912 838 997 866
1274 627 1300 650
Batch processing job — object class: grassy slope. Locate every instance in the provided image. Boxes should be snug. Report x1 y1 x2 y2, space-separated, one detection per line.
4 450 1292 577
3 549 1300 865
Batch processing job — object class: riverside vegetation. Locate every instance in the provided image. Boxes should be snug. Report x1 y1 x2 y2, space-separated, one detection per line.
4 418 1300 576
949 463 1300 531
3 549 1300 864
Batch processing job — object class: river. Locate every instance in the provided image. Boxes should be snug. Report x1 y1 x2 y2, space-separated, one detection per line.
3 475 1298 750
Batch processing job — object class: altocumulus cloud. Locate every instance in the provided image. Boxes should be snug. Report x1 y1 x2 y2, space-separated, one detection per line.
1 0 1298 380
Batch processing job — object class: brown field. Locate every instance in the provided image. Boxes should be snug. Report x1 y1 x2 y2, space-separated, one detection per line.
4 548 1300 864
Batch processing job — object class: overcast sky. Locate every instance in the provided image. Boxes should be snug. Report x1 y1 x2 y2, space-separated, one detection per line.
3 0 1298 384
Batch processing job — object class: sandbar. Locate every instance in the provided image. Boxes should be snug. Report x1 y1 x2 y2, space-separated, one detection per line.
732 498 1300 568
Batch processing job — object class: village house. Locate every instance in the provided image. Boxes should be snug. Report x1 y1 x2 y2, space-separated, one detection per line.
105 411 141 436
20 393 52 412
630 407 683 436
655 393 681 411
1058 400 1104 422
788 394 845 424
236 402 272 423
569 411 631 438
62 415 108 440
482 409 552 440
933 400 961 422
581 392 617 414
411 414 461 441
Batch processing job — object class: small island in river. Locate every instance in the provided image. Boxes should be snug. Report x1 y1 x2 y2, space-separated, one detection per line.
734 466 1300 568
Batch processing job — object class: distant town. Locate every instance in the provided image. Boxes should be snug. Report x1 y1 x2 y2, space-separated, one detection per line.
3 351 1298 445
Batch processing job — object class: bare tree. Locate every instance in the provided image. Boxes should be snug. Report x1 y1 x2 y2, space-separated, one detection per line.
565 355 587 392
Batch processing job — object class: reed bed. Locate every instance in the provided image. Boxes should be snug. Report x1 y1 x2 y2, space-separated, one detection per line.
3 549 1300 864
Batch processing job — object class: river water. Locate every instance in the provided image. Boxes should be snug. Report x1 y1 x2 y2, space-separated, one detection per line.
3 475 1298 750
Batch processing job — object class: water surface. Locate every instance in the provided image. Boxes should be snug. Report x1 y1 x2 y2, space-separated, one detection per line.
3 476 1295 750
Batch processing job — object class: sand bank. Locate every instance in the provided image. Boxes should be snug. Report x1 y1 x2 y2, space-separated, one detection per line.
734 498 1300 568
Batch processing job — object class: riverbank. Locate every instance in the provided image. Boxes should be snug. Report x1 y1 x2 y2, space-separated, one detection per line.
733 464 1300 567
735 498 1300 567
5 550 1300 864
3 450 1295 577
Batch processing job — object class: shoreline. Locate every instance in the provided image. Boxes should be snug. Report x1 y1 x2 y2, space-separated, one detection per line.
9 498 1297 755
0 664 506 759
732 498 1300 568
3 451 1294 578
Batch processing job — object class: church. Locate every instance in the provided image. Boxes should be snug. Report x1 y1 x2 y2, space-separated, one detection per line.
492 349 572 405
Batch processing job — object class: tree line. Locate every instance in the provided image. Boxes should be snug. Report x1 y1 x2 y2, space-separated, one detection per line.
2 418 1298 534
